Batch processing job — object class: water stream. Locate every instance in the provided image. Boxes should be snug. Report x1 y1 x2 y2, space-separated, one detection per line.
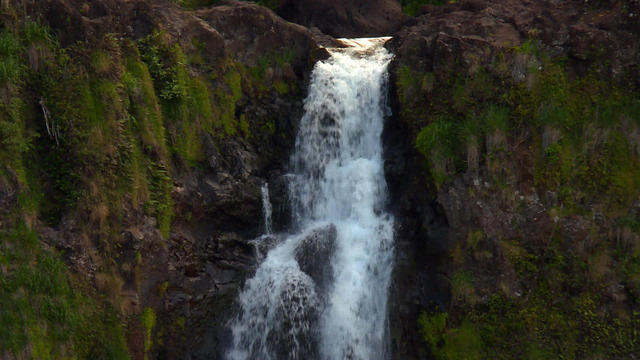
261 183 273 235
228 38 394 360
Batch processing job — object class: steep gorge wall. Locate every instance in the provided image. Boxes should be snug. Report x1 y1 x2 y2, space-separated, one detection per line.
0 0 323 358
386 0 640 358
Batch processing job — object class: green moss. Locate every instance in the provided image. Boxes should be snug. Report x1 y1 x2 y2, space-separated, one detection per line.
484 105 510 132
0 222 129 359
246 48 296 96
138 33 249 165
418 311 448 351
416 117 462 187
32 141 82 225
139 33 186 102
259 118 276 136
396 65 433 122
22 21 54 46
431 220 640 359
514 38 545 58
123 57 168 158
91 49 112 75
146 163 173 239
419 312 483 360
450 271 475 305
0 99 31 170
401 0 450 16
273 80 289 95
0 31 23 84
272 48 295 67
141 307 156 357
157 281 169 297
466 229 485 250
209 67 245 137
0 29 29 181
403 41 639 209
239 114 250 139
534 127 640 213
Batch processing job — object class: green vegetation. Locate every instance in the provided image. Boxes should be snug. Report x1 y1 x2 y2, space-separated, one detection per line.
400 0 453 16
137 31 287 161
0 23 134 358
419 313 482 360
420 231 640 359
404 47 640 212
403 38 640 359
0 9 301 355
416 118 457 187
424 198 640 359
0 223 129 359
141 307 156 358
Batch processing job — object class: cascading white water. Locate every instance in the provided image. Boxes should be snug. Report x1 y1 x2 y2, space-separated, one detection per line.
228 38 394 360
261 183 273 235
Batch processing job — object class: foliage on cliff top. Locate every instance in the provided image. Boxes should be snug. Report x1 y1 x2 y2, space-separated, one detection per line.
399 0 452 16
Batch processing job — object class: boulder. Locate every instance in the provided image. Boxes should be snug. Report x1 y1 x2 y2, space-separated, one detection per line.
294 224 338 294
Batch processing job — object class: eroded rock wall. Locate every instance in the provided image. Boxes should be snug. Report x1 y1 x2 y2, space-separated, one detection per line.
386 0 640 358
0 0 322 358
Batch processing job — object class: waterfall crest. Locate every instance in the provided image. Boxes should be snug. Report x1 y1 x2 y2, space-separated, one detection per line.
228 37 394 360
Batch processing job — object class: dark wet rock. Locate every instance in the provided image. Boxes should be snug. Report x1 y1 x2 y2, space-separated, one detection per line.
251 234 282 260
294 224 337 293
268 174 293 233
383 105 451 358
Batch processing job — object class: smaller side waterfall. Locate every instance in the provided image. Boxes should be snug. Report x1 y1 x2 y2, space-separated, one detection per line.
261 183 273 235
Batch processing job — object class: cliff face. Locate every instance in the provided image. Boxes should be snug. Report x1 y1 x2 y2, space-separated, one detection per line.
386 0 640 358
1 0 321 358
0 0 639 359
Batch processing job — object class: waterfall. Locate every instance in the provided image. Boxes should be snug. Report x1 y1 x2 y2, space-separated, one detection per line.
261 183 273 235
228 38 394 360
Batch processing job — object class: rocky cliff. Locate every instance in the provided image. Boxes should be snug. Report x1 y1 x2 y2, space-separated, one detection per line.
0 0 639 359
386 0 640 358
1 0 321 358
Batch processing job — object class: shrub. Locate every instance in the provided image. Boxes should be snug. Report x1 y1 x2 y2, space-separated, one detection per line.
419 312 483 360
